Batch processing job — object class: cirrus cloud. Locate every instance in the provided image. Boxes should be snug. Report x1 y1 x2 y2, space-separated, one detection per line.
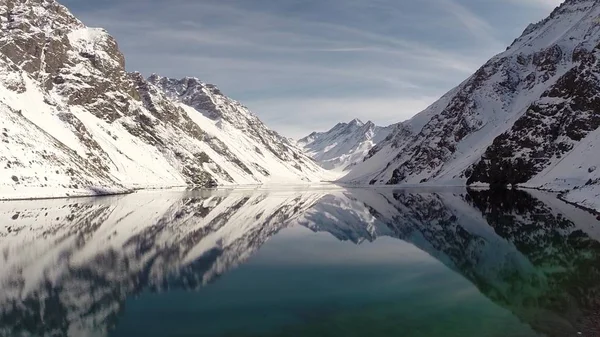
61 0 562 138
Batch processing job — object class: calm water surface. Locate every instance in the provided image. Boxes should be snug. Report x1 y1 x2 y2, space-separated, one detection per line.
1 188 599 337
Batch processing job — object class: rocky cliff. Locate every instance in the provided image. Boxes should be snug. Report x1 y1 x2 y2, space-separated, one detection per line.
342 0 600 207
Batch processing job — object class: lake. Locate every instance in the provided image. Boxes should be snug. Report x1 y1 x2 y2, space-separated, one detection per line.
1 187 599 337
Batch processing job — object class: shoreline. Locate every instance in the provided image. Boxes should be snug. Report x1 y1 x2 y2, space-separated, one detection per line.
2 183 598 217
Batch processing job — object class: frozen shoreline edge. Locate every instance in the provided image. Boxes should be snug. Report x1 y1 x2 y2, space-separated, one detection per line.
2 183 598 216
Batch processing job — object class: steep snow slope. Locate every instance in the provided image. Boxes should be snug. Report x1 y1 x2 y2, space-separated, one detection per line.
147 75 328 184
298 119 393 172
342 0 600 203
0 0 327 199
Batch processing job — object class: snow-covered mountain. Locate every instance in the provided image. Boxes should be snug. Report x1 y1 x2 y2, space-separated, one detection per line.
298 119 393 172
341 0 600 207
0 0 328 200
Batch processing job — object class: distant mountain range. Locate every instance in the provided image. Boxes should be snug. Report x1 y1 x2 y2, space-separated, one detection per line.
298 118 393 172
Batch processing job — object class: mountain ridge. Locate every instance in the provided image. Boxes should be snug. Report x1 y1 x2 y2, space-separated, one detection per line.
337 0 600 210
0 0 328 200
298 118 394 172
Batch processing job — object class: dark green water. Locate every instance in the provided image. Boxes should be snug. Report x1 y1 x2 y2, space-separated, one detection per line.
1 188 599 337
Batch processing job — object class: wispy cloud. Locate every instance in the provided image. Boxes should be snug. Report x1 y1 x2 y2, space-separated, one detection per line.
435 0 502 48
508 0 563 9
61 0 558 138
248 96 439 138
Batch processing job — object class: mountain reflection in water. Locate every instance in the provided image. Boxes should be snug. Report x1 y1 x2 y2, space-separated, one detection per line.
1 188 599 337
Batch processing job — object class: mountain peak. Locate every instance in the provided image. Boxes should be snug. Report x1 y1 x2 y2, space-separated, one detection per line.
0 0 328 199
349 118 364 126
343 0 600 198
509 0 597 50
300 120 393 171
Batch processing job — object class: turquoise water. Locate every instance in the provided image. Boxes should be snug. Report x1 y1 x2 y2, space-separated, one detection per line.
112 234 538 337
1 188 599 336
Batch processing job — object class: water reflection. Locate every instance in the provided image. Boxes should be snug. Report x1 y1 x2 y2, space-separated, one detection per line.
1 188 599 336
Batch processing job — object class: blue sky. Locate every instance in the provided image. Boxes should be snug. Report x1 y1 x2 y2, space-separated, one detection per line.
61 0 562 138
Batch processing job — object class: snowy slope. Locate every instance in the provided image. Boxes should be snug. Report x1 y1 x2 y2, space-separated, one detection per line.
298 119 393 172
341 0 600 207
148 75 329 184
0 0 328 200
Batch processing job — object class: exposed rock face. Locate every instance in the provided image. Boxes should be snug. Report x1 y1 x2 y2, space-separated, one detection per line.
342 0 600 199
467 30 600 187
148 75 318 170
0 0 326 199
1 0 82 76
298 119 393 171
